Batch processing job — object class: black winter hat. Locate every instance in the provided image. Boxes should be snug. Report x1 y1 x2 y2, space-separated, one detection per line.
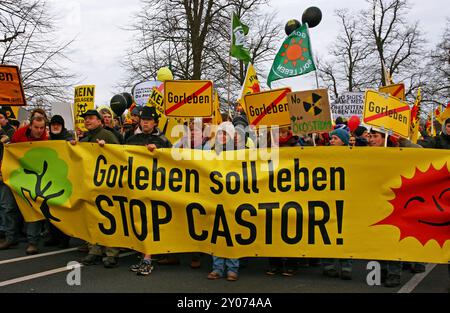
232 115 249 128
354 125 368 137
140 106 160 121
0 108 7 118
50 115 65 128
335 116 347 125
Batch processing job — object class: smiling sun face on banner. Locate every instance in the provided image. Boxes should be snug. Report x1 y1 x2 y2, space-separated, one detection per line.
374 164 450 247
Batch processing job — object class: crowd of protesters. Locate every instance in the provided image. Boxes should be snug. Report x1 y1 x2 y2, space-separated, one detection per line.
0 105 449 288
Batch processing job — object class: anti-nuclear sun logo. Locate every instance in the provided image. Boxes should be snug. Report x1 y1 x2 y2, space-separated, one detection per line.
280 38 309 68
373 164 450 247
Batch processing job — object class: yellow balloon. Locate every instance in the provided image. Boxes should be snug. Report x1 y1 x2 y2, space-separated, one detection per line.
157 67 173 82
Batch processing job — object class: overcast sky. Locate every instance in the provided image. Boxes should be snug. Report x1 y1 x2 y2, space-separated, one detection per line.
48 0 449 106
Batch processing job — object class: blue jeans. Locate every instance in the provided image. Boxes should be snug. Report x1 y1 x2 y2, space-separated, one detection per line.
0 182 20 242
212 256 239 276
0 182 43 244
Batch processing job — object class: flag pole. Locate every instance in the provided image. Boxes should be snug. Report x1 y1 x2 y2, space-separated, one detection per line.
227 11 233 121
227 54 232 120
431 104 434 136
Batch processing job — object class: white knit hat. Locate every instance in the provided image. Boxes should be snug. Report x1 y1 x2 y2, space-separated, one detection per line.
217 121 235 139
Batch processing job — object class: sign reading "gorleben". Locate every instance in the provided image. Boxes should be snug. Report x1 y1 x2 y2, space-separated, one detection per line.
164 80 213 117
363 90 410 138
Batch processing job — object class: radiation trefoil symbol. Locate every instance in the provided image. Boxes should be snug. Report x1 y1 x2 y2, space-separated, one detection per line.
373 164 450 247
303 93 322 116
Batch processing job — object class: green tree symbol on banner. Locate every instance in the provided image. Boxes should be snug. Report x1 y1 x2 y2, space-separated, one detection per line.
10 148 72 222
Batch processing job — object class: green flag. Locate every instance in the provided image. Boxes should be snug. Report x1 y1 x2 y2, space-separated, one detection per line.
231 13 251 63
267 23 316 88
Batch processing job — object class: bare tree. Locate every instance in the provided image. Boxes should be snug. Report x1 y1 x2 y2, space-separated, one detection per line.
0 0 77 108
318 9 376 99
362 0 427 100
121 0 281 107
424 19 450 107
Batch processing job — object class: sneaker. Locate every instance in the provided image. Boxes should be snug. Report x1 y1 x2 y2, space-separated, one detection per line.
26 244 39 255
137 261 154 276
282 268 296 277
130 260 144 272
81 254 102 266
103 256 119 268
265 267 280 275
340 269 352 280
384 274 401 287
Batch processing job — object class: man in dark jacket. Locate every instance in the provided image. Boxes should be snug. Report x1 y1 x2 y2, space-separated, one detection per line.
44 115 73 248
72 110 120 268
126 106 171 276
78 110 119 145
125 106 171 148
49 115 73 141
2 116 48 255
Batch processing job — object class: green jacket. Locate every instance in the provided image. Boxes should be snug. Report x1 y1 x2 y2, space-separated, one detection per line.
80 126 119 144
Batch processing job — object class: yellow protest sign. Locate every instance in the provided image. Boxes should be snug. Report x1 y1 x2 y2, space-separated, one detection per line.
363 90 411 138
4 142 449 263
147 87 164 113
0 65 26 106
287 89 333 135
74 85 95 131
244 88 292 128
0 105 20 120
164 80 213 117
379 83 405 101
146 83 186 144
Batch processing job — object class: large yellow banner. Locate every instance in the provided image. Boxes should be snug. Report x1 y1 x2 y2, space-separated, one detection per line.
3 142 450 263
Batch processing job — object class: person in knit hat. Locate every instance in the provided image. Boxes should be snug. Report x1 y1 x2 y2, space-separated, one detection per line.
353 125 369 146
323 127 352 279
421 117 450 149
207 121 240 281
329 128 349 146
49 115 73 141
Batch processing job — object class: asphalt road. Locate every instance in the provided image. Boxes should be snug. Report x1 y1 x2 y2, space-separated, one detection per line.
1 238 448 295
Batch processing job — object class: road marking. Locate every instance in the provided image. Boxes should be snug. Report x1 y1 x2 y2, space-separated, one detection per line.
0 266 71 287
0 248 78 265
0 251 137 287
397 263 436 293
